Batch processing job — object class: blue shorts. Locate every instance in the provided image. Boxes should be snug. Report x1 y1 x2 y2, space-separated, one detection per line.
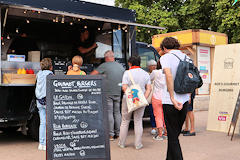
187 98 194 112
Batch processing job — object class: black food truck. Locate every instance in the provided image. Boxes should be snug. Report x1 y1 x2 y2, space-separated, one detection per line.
0 0 163 140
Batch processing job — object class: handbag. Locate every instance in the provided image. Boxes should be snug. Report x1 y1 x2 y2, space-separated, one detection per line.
147 72 157 104
125 71 149 113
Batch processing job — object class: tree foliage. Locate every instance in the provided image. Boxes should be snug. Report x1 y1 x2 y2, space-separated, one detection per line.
115 0 240 43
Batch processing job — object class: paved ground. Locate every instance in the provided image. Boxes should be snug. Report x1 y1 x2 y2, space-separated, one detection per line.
0 111 239 160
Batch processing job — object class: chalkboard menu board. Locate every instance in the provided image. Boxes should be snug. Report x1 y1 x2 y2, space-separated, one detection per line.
46 75 110 160
231 91 240 126
228 90 240 140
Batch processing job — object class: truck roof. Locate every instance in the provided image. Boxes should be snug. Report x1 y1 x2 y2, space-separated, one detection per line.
0 0 136 23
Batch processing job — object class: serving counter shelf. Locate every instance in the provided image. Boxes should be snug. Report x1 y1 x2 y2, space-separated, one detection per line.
0 83 35 86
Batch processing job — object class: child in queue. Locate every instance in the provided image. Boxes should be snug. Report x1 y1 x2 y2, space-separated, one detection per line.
35 58 53 150
67 55 86 75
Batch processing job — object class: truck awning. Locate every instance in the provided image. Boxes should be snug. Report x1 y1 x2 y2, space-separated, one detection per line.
0 0 165 30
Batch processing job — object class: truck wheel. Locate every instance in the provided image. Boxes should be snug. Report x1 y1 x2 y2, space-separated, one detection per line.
27 113 40 141
0 127 20 132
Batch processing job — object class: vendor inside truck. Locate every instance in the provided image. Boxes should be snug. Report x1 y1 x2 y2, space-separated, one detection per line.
76 28 98 64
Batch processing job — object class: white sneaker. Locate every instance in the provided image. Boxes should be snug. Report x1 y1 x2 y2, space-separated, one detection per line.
42 145 46 151
153 135 164 141
135 144 143 150
118 142 125 148
38 144 46 151
150 129 157 135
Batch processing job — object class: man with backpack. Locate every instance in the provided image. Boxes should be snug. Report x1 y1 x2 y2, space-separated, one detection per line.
160 37 194 160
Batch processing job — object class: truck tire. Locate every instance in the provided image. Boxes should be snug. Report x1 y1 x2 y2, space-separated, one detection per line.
27 113 40 141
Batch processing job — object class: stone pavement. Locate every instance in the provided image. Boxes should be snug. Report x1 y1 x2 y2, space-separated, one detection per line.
110 111 240 160
0 111 239 160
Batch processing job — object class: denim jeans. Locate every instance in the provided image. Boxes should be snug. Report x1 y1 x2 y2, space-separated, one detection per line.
36 100 46 146
106 95 121 137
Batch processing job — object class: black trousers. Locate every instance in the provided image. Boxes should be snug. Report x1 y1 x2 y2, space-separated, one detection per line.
163 102 188 160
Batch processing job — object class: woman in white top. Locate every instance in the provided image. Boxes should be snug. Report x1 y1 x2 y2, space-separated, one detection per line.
119 56 151 150
150 61 167 140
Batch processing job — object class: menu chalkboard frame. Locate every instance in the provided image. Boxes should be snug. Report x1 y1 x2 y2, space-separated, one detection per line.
46 75 110 160
228 90 240 141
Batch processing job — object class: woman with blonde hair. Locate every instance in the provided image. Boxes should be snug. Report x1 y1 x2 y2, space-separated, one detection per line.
67 55 86 75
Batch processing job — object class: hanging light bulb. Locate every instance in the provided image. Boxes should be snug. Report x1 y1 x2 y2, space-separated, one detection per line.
16 28 19 33
147 30 151 33
138 29 141 32
2 42 4 46
118 25 121 30
26 19 30 24
61 16 65 23
84 26 87 29
53 19 56 22
125 29 128 32
23 10 27 14
38 11 41 14
82 18 86 20
7 35 10 39
55 17 59 23
70 22 73 25
98 28 101 31
78 19 81 21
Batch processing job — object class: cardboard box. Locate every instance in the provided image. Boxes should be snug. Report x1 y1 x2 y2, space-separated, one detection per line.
28 51 40 62
7 55 25 62
3 73 36 84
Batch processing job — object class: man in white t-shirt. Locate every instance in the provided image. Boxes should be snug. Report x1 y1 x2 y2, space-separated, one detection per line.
160 37 189 160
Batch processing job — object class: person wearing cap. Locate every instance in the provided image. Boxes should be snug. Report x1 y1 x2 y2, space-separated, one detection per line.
147 60 158 136
91 50 125 141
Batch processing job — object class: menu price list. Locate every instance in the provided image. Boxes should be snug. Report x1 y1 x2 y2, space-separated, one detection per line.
47 78 108 160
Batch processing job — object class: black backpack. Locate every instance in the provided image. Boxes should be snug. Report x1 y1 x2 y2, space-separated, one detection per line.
171 53 203 94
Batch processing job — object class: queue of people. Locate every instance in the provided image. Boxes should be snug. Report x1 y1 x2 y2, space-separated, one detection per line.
35 37 196 160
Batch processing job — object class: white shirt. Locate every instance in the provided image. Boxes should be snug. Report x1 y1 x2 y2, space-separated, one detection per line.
150 69 165 100
122 68 151 93
160 50 190 105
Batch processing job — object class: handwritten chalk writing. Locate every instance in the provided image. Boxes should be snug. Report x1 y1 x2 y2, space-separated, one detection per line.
53 124 77 130
54 153 63 158
76 81 97 87
53 95 73 101
53 135 71 140
61 101 74 105
53 101 61 105
53 80 75 87
69 89 88 92
53 106 64 109
63 129 98 135
73 145 105 150
88 100 96 104
54 115 76 120
53 131 62 136
54 144 66 149
64 153 75 157
71 110 83 114
54 110 64 114
81 105 92 109
91 92 101 95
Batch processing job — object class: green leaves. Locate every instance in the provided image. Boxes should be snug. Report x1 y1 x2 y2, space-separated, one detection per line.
115 0 240 43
